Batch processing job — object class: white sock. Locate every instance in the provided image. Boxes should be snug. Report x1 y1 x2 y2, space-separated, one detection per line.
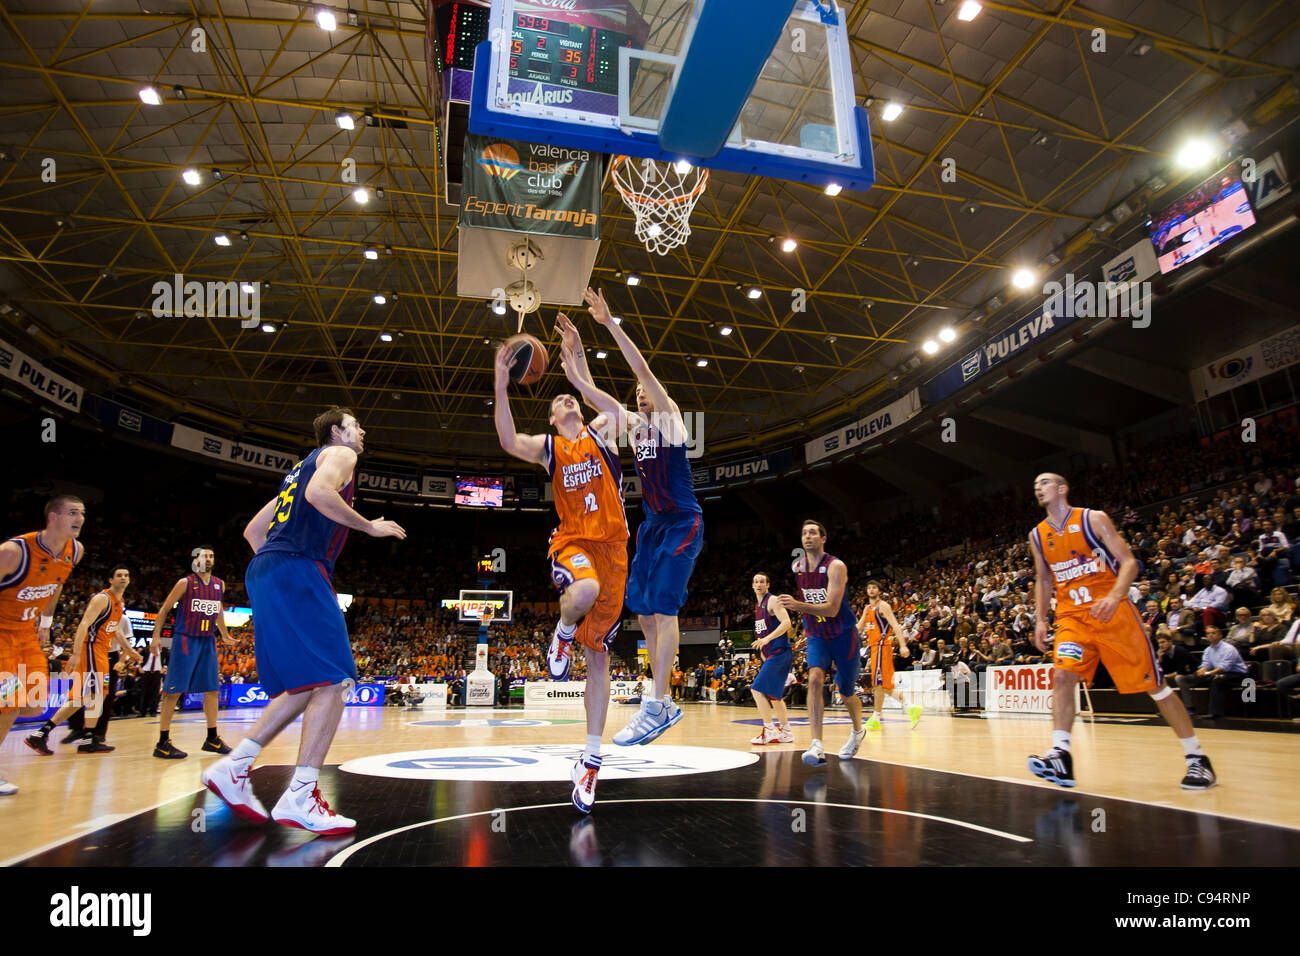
231 738 261 766
585 735 602 759
811 738 822 749
1052 730 1072 752
764 720 775 729
289 766 319 794
556 621 577 641
1180 736 1204 758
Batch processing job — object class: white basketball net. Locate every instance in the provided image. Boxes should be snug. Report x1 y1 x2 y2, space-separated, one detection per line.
610 155 709 255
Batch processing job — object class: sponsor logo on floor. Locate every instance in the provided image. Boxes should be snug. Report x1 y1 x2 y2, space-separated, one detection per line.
339 744 757 781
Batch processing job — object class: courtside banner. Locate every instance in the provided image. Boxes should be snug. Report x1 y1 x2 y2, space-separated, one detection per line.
459 133 601 238
925 303 1083 403
1101 238 1159 300
357 468 423 497
170 423 300 474
693 449 794 487
805 389 921 464
1192 325 1300 400
0 335 84 412
524 680 647 707
85 394 174 445
985 663 1078 715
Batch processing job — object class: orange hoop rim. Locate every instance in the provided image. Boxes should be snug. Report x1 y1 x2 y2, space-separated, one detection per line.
610 155 710 207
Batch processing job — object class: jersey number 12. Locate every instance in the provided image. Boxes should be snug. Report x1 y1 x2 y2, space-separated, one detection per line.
583 492 598 514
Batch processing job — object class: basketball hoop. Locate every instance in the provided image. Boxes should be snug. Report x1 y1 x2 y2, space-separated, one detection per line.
610 155 709 255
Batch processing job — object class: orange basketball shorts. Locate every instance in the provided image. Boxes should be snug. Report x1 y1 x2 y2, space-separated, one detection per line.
866 637 896 691
0 627 50 712
1052 601 1162 694
549 539 628 653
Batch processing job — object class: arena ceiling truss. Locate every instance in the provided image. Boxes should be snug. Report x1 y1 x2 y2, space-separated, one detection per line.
0 0 1297 467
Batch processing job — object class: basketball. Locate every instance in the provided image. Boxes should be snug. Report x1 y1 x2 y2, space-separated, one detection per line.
505 333 548 385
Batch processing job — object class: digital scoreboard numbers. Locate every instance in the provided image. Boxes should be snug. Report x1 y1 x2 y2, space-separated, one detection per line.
438 5 636 97
509 12 633 96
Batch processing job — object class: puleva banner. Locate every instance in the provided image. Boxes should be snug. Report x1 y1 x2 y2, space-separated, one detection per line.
459 134 601 238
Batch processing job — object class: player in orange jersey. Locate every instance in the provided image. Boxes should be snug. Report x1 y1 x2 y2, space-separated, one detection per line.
858 581 920 733
493 339 629 813
25 566 141 755
1027 473 1215 790
0 495 86 794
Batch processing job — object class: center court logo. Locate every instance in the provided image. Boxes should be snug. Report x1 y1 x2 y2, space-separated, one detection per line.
339 744 757 782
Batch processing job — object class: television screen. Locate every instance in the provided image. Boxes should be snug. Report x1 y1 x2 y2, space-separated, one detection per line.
456 476 503 507
1149 162 1256 274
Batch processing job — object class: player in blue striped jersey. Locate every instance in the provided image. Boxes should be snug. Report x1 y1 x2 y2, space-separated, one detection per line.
151 547 237 759
778 520 865 766
556 290 702 748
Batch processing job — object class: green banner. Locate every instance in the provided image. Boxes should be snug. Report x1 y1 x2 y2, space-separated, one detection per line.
459 134 601 238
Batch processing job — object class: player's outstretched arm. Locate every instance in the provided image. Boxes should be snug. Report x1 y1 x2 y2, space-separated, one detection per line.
582 287 685 443
493 343 548 466
556 312 632 432
306 446 407 539
151 577 189 654
1085 509 1139 623
1028 530 1054 652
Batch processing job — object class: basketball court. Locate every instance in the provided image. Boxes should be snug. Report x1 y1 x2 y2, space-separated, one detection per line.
3 702 1296 867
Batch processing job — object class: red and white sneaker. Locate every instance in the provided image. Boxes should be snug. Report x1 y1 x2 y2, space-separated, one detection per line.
571 754 602 814
201 757 269 823
749 726 778 745
271 782 355 835
775 725 795 743
547 624 575 681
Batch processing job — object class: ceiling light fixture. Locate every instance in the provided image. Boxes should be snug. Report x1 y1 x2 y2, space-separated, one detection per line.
626 274 640 286
957 0 982 21
363 247 378 260
596 350 607 359
882 102 903 122
316 8 337 31
781 238 797 252
373 293 387 305
1011 267 1035 289
214 234 231 246
696 358 708 367
922 340 940 355
939 327 957 343
380 332 393 342
492 303 507 315
747 288 762 300
261 322 276 333
719 325 733 336
824 183 842 196
352 187 370 204
182 168 201 185
1175 138 1214 169
335 110 354 130
673 159 693 175
138 86 162 106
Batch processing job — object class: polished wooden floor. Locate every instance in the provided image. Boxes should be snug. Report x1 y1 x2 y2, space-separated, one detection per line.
2 700 1296 866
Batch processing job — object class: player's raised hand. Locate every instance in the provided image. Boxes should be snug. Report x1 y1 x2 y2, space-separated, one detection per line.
582 287 614 326
493 342 514 388
555 311 582 352
367 517 407 540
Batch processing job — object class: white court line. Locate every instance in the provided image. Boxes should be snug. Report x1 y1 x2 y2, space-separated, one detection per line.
0 788 205 867
884 759 1300 832
324 796 1032 866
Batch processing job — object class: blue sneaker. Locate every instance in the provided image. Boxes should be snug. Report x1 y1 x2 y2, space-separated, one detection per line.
612 698 682 746
1027 748 1075 788
571 754 602 814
